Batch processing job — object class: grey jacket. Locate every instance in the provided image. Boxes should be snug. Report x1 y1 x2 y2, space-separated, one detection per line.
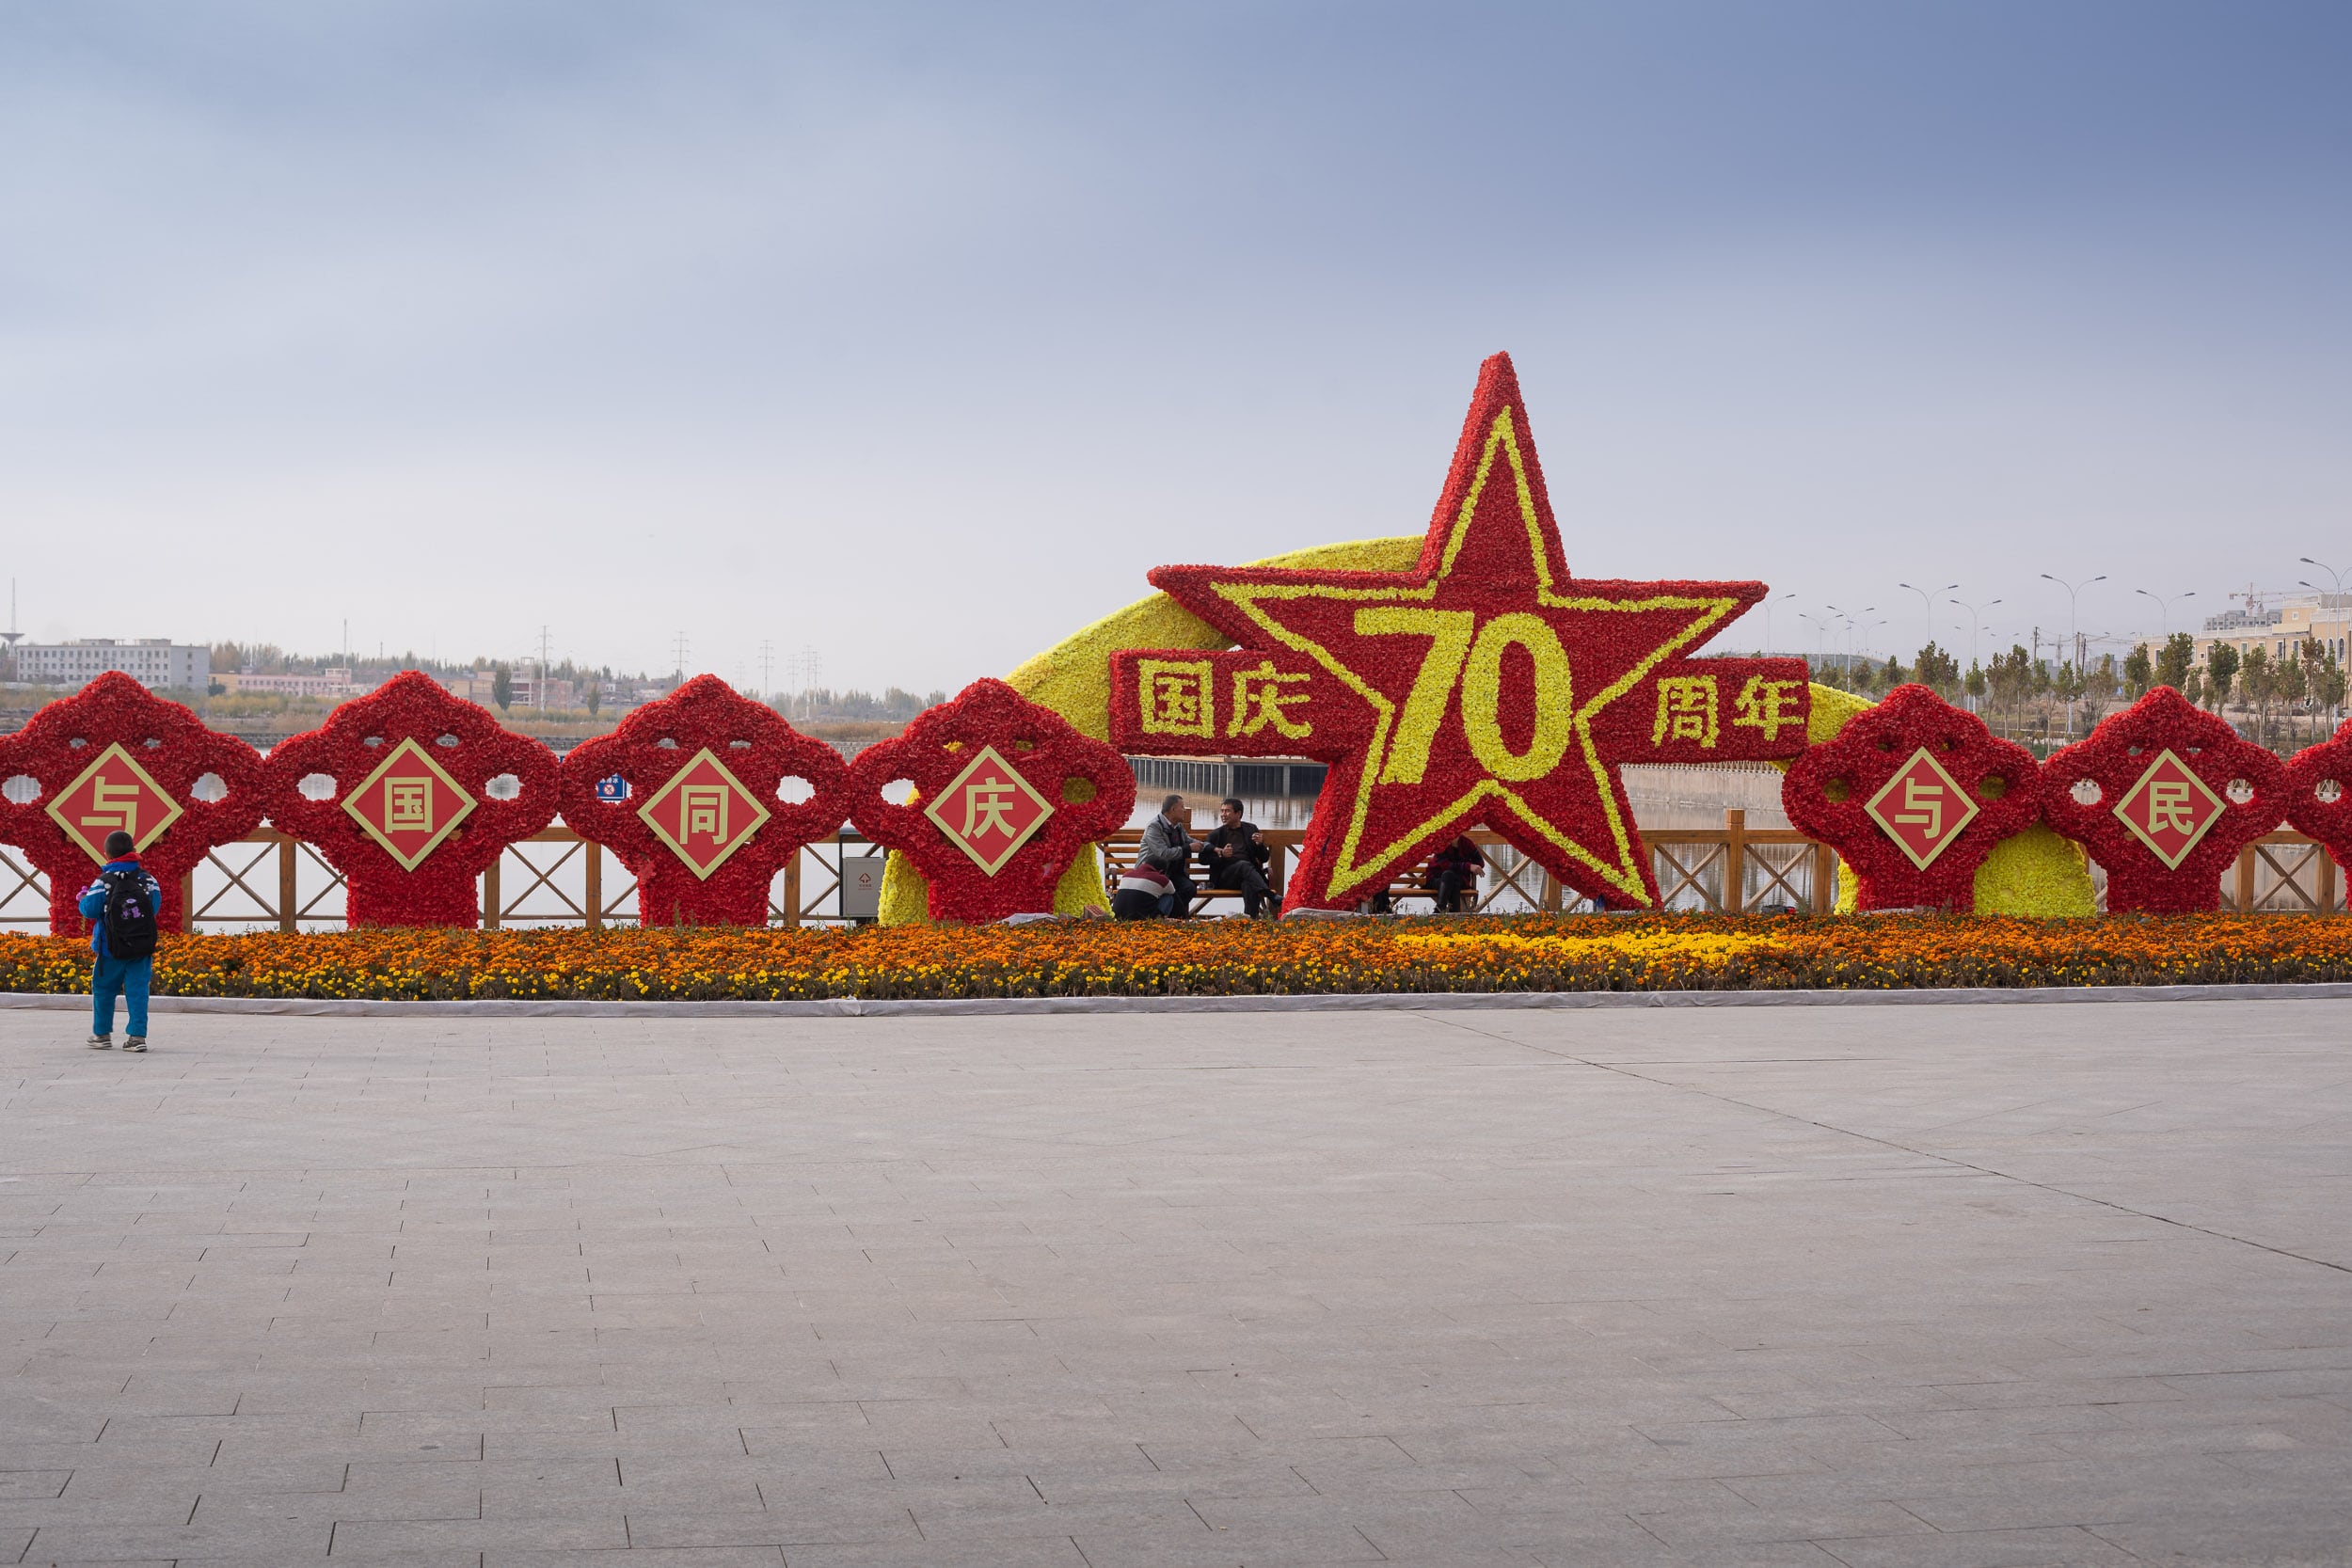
1139 814 1193 875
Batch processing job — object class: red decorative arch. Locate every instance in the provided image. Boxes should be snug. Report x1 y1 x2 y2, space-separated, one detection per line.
258 672 558 927
847 679 1132 922
557 675 850 927
2283 717 2352 880
0 673 264 934
2042 687 2287 913
1781 684 2044 911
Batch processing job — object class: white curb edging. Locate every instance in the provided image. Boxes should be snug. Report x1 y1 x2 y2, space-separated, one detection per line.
5 983 2352 1018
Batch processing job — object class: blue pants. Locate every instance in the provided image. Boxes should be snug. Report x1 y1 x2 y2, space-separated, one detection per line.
91 953 151 1038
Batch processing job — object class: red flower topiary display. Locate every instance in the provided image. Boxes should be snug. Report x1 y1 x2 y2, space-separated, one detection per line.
1781 683 2043 911
258 671 559 927
556 675 850 927
1108 353 1811 913
846 678 1132 922
2282 716 2352 882
0 672 265 935
2042 686 2287 913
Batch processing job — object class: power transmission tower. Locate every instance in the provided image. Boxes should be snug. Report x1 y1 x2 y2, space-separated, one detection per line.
672 633 690 687
759 640 775 701
538 625 552 710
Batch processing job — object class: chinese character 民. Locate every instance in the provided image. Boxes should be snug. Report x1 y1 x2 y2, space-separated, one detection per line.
1229 660 1311 740
1732 675 1804 741
1651 676 1720 748
961 774 1019 842
387 778 432 832
1894 776 1945 840
2147 780 2197 836
79 776 141 842
680 784 729 842
1138 659 1215 737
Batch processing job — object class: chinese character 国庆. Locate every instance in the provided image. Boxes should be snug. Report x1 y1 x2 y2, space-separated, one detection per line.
961 775 1020 843
1228 660 1311 740
387 778 432 832
1137 659 1216 738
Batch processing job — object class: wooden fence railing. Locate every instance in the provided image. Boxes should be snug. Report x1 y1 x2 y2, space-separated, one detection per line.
0 813 2341 930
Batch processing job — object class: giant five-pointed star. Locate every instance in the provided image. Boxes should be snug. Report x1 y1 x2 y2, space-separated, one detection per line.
1110 353 1812 911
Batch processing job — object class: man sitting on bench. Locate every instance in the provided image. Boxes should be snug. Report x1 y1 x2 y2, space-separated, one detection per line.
1428 833 1486 913
1138 794 1197 916
1200 797 1273 917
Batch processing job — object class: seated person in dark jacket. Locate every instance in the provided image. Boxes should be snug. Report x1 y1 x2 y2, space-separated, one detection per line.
1428 833 1486 912
1200 797 1273 917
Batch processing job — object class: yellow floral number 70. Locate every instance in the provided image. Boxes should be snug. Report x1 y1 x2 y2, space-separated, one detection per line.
1353 609 1575 785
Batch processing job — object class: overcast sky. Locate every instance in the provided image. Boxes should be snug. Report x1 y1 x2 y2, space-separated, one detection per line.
5 2 2348 689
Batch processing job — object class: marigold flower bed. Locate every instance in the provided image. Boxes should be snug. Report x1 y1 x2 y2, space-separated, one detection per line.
5 915 2351 1003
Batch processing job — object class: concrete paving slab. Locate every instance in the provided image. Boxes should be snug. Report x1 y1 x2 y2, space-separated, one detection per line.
2 1000 2348 1565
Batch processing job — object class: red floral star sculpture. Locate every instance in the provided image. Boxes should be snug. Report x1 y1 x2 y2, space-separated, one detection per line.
0 672 265 935
557 675 850 927
1781 683 2043 911
259 671 559 927
847 678 1133 922
1109 352 1811 911
2282 717 2352 881
2042 686 2287 913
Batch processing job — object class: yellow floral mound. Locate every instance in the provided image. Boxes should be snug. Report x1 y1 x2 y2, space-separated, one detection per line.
882 536 1425 924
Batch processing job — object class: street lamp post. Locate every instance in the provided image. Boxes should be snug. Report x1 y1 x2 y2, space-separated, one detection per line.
2297 559 2348 721
2040 574 2106 736
2133 588 2195 642
1897 581 1958 660
1947 597 2000 711
1758 591 1795 656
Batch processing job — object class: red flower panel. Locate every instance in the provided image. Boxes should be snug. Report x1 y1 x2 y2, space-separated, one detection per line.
2283 717 2352 880
1781 683 2042 910
557 675 850 927
0 673 264 935
2042 686 2287 913
847 679 1131 922
258 672 558 927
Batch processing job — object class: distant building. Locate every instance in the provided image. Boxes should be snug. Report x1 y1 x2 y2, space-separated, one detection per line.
217 667 362 698
2196 594 2350 669
11 638 209 691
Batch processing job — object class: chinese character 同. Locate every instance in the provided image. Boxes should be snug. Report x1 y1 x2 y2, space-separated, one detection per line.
680 783 729 842
79 776 142 842
1651 676 1720 748
1893 776 1945 840
1229 660 1311 740
2146 780 2197 837
1138 659 1216 737
387 778 432 832
961 774 1020 842
1732 675 1804 741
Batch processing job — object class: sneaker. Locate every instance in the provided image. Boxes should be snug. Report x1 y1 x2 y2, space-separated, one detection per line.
86 1035 112 1049
122 1037 147 1053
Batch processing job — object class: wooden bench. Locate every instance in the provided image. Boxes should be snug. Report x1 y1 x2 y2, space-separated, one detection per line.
1096 827 1549 915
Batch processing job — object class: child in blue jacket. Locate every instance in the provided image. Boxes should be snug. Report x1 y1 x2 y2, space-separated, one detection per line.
78 830 161 1053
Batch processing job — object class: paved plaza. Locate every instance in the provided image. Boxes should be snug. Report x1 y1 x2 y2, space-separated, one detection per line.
2 999 2349 1568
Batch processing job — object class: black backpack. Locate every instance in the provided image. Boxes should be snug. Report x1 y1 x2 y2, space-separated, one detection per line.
99 869 159 960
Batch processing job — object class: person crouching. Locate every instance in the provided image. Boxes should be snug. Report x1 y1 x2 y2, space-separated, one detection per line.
1112 862 1174 920
78 829 162 1053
